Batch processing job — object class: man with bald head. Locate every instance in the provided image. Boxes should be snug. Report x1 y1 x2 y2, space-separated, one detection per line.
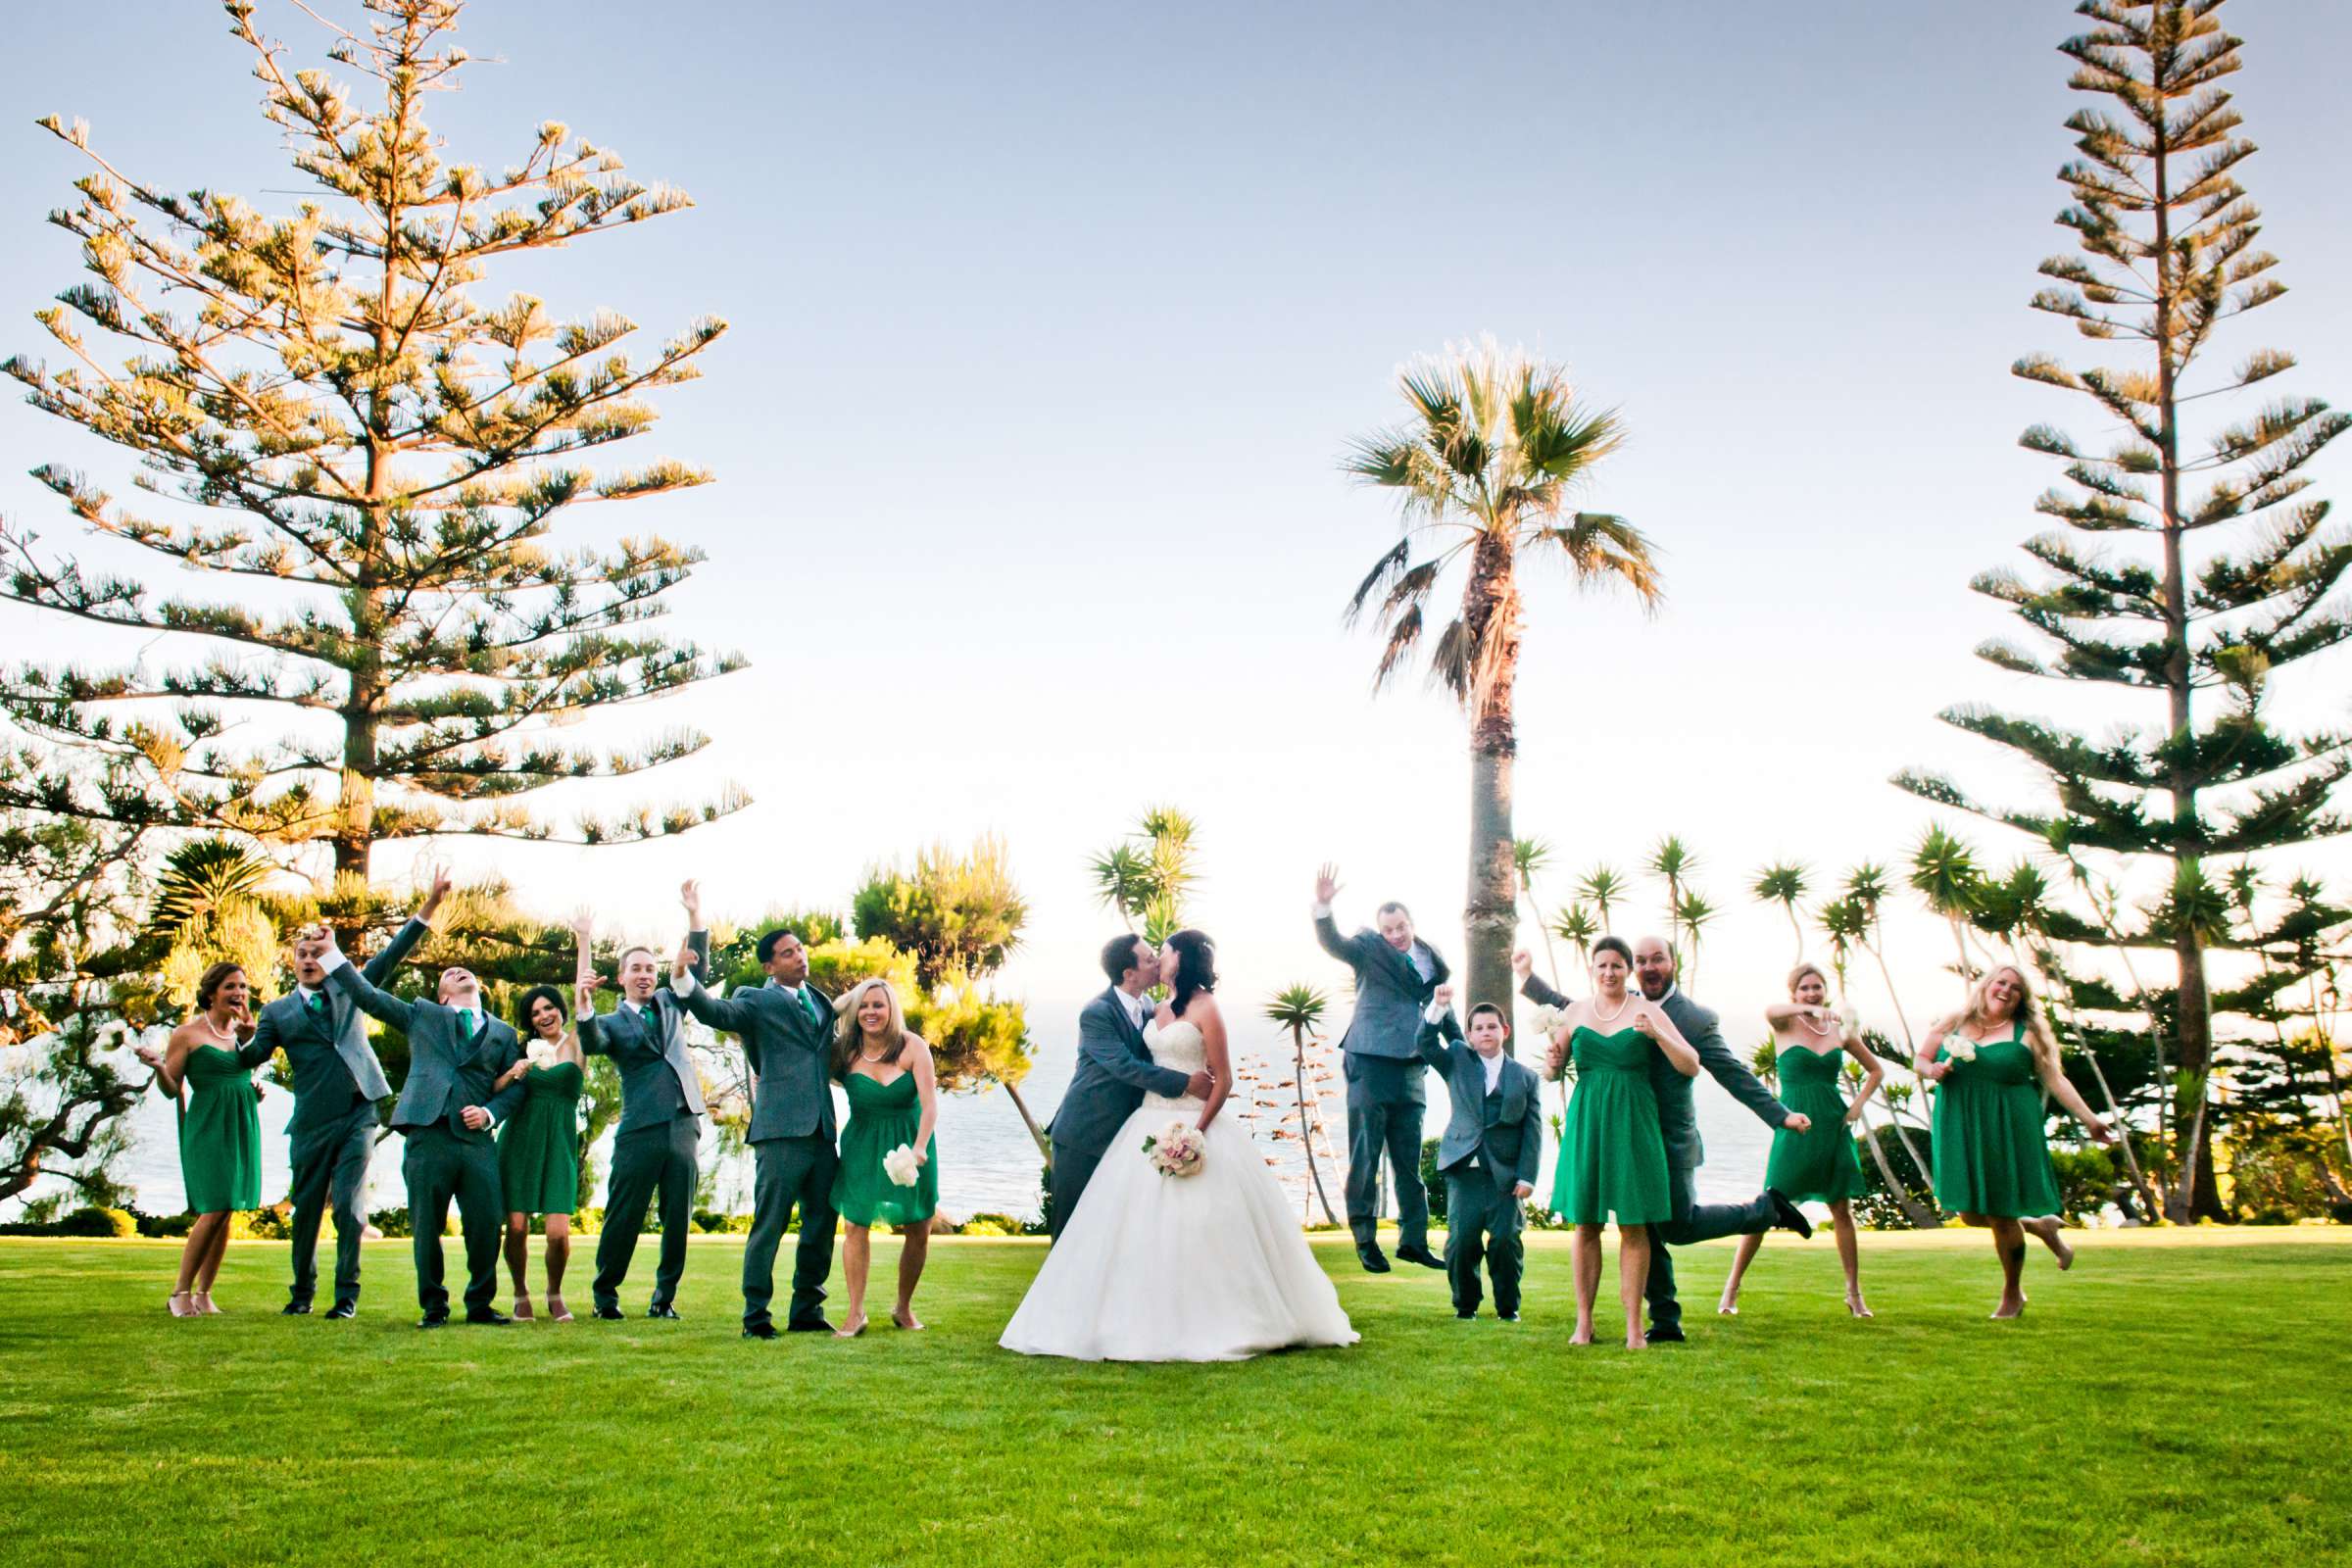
317 925 528 1327
1518 934 1813 1342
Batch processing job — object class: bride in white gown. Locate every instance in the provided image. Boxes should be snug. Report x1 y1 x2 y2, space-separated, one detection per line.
1001 929 1358 1362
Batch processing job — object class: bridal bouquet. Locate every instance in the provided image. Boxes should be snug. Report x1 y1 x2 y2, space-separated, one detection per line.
1143 1121 1205 1178
882 1144 922 1188
524 1040 560 1069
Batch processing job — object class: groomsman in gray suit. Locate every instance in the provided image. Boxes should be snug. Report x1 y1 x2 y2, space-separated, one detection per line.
316 925 527 1326
233 872 447 1318
671 883 839 1339
1519 937 1814 1342
1313 863 1449 1274
1046 934 1214 1238
574 897 707 1320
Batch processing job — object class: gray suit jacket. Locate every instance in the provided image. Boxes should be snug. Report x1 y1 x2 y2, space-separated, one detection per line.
326 962 525 1144
578 931 708 1138
673 936 835 1144
1416 1010 1544 1190
1521 973 1788 1172
1049 987 1189 1158
239 916 427 1135
1315 913 1448 1061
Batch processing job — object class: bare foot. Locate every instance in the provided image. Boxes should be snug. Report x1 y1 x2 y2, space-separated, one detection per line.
2026 1218 2076 1270
1569 1326 1594 1346
513 1292 534 1321
891 1306 925 1331
833 1313 868 1339
1626 1332 1648 1350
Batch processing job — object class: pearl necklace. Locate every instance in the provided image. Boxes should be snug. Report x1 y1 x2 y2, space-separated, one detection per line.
198 1011 240 1046
1796 1008 1833 1038
1592 991 1632 1025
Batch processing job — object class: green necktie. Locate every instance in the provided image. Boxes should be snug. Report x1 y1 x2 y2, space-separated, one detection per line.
642 1004 660 1035
458 1009 475 1041
798 989 818 1024
306 992 326 1014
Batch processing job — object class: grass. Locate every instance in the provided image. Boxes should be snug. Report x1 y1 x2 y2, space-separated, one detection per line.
1 1228 2346 1567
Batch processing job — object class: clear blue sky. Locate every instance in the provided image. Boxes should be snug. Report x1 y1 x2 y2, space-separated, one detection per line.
4 1 2350 1033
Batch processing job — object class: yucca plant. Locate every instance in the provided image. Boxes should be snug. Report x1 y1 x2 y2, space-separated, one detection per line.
1265 984 1340 1225
1751 859 1811 964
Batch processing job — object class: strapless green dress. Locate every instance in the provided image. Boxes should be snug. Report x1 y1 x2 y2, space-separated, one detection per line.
1930 1023 2062 1218
497 1060 583 1214
179 1043 262 1212
831 1069 939 1226
1550 1026 1672 1225
1764 1045 1867 1203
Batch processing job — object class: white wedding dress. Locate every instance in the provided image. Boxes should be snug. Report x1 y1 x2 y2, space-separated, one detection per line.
1000 1021 1358 1361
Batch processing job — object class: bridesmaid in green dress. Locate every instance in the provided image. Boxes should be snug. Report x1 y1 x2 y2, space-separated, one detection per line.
828 977 940 1337
494 970 587 1323
1542 938 1700 1348
1718 961 1885 1318
134 962 264 1317
1916 964 2116 1319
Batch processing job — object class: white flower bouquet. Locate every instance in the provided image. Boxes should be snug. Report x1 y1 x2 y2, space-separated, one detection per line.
1942 1037 1978 1064
524 1040 559 1068
1143 1121 1205 1178
882 1144 922 1188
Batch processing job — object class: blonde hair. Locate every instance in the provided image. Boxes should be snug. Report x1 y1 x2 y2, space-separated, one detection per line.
1960 964 2060 1081
832 977 907 1079
1786 960 1862 1045
1786 961 1829 998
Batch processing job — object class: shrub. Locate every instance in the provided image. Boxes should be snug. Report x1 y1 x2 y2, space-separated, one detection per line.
572 1206 602 1235
368 1206 413 1239
135 1210 197 1238
59 1205 137 1238
958 1218 1010 1237
1419 1138 1446 1225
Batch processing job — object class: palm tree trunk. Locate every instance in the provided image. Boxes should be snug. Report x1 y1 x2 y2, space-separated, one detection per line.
1462 542 1520 1035
1293 1027 1339 1226
1002 1080 1050 1160
1855 1100 1940 1228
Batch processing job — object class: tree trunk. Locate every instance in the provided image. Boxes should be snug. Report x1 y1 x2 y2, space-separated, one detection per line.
1856 1101 1940 1229
1461 540 1520 1040
1293 1029 1339 1226
1002 1079 1050 1160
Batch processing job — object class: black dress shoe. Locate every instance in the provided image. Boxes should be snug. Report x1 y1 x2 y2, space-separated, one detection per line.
1355 1245 1392 1274
592 1303 624 1321
324 1302 356 1320
647 1304 681 1320
786 1317 833 1334
1394 1245 1447 1271
282 1301 313 1316
465 1307 513 1325
1455 1308 1478 1320
1646 1324 1687 1343
1498 1312 1521 1323
1767 1187 1816 1240
418 1310 451 1329
741 1321 778 1340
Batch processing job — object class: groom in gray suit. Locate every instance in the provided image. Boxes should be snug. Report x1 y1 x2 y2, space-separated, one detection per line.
1520 937 1813 1341
1313 863 1448 1274
316 927 527 1326
1046 934 1212 1238
233 872 446 1317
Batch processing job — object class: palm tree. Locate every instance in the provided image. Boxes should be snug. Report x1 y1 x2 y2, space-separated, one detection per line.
1086 844 1153 932
1576 864 1630 940
1344 339 1662 1017
1513 837 1560 983
148 836 278 938
1674 890 1719 993
1841 861 1916 1050
1264 985 1340 1225
1550 902 1598 969
1750 859 1811 964
1089 806 1201 945
1908 826 1986 983
1647 836 1700 955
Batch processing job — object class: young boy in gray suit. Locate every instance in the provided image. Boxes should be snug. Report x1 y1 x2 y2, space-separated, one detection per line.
1416 987 1545 1321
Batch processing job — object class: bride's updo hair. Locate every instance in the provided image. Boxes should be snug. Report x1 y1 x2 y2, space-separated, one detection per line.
1165 928 1218 1017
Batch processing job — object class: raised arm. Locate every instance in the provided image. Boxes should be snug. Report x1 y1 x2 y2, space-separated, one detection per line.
318 927 416 1033
670 929 756 1035
1513 950 1572 1011
1193 998 1233 1133
361 866 447 986
237 1005 284 1069
1416 985 1462 1070
1311 862 1360 965
1764 1001 1829 1027
1076 1003 1190 1099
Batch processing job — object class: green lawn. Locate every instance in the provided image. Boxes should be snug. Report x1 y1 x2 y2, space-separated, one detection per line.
1 1229 2345 1567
